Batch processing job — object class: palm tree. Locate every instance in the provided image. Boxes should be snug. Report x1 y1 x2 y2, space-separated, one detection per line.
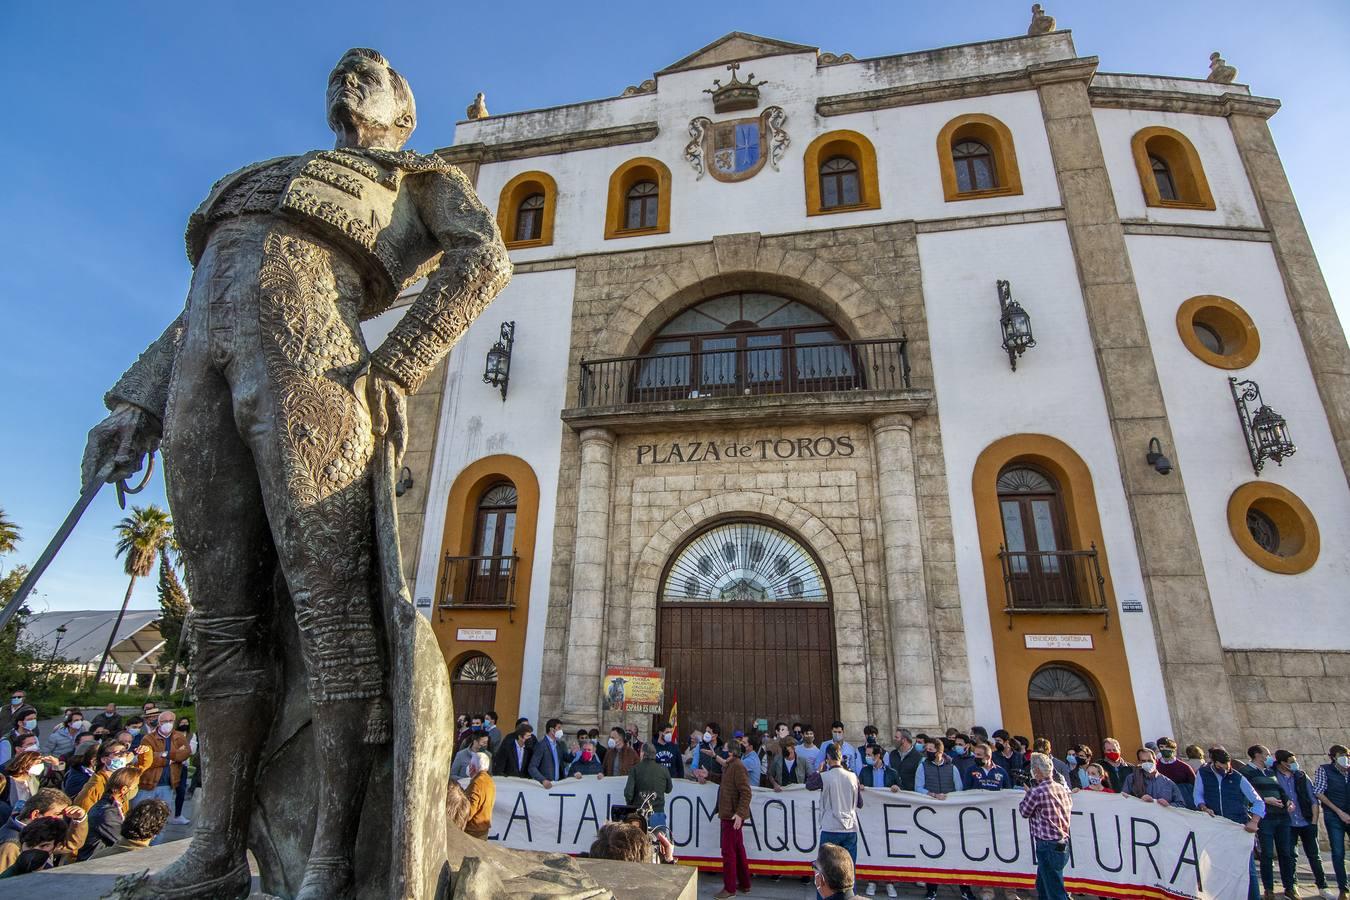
94 505 173 685
0 508 18 557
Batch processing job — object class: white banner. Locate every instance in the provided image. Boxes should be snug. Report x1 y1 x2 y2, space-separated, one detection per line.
478 777 1255 900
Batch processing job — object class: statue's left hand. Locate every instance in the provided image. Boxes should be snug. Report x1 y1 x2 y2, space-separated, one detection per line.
362 363 408 466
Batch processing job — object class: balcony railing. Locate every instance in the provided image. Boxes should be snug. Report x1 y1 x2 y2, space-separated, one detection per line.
437 554 519 613
997 545 1109 625
576 337 910 409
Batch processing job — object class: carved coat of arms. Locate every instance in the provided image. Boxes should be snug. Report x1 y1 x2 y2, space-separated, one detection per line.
685 106 788 183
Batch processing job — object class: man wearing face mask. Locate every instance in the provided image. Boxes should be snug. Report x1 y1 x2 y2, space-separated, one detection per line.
949 733 979 785
915 738 971 900
1273 749 1329 897
0 707 39 766
527 718 571 788
135 712 191 830
75 740 151 813
819 721 862 775
1153 737 1194 795
1240 744 1297 899
491 723 534 778
0 815 69 878
602 726 639 777
0 787 87 870
651 720 684 780
568 738 604 778
1193 747 1264 900
451 730 491 779
886 728 922 792
798 725 822 773
1097 737 1133 793
1314 744 1350 900
47 712 86 761
713 729 753 900
1122 748 1186 807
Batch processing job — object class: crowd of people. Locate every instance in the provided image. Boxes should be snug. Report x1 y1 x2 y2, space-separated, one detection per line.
454 708 1349 900
0 691 198 878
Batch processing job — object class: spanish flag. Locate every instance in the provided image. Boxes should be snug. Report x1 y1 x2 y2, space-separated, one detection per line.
669 689 678 742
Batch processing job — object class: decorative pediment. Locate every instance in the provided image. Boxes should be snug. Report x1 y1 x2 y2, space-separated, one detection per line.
659 31 816 74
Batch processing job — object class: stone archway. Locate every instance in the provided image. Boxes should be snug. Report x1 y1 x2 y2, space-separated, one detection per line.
624 490 870 731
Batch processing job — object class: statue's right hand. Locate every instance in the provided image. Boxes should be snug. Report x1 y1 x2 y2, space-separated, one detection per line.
81 403 159 488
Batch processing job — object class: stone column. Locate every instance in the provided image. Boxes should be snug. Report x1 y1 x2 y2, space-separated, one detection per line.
562 427 616 723
1033 63 1240 746
871 414 941 730
1228 108 1350 486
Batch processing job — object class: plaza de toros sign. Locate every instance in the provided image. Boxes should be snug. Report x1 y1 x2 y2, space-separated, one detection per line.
635 434 856 465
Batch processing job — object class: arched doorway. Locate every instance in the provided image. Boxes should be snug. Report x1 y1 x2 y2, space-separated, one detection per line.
451 653 498 720
656 519 837 739
1028 664 1105 754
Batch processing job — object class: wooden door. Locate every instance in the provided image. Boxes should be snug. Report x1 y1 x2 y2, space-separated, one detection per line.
657 603 837 740
451 654 498 721
1028 666 1105 754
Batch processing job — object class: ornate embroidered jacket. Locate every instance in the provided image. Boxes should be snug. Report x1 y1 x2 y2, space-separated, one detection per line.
106 146 511 416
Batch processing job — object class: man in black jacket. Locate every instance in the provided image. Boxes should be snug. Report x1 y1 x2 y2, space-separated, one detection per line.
491 723 534 778
77 769 139 862
886 727 922 792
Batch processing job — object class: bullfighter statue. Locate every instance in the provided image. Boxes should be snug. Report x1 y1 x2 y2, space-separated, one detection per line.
82 48 512 899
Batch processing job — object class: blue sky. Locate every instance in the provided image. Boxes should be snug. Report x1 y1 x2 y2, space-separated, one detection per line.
2 1 1347 615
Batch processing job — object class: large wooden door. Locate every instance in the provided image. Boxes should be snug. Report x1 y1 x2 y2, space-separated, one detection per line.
658 603 837 739
451 653 498 721
1028 666 1105 754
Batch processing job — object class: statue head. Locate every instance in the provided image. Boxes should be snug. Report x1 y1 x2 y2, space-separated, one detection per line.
327 48 416 151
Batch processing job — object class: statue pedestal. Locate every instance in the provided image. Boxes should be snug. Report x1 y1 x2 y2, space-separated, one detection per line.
0 840 698 900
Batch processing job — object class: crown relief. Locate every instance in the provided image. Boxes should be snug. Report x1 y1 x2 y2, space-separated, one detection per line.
702 62 767 113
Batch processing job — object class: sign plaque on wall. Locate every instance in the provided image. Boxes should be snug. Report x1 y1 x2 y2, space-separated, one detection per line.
1023 634 1093 650
456 628 498 642
601 664 666 714
635 434 856 465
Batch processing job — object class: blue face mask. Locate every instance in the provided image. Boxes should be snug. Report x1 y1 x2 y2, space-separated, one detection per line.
1066 753 1077 765
1265 755 1276 769
108 757 128 771
1288 761 1300 772
952 746 966 757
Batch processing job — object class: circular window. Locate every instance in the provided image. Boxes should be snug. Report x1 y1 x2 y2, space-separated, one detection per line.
662 520 827 603
1227 482 1319 574
1176 296 1259 369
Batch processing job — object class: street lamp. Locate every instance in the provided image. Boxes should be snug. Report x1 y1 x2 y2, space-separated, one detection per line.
44 624 67 690
483 321 515 401
1229 377 1297 475
997 280 1035 371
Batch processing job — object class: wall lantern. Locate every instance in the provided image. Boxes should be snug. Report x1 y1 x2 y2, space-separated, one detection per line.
395 466 414 498
997 279 1035 371
1229 377 1296 475
483 321 515 401
1145 437 1173 475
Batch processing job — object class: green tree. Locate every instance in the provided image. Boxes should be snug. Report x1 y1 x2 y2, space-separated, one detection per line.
156 546 191 677
0 566 40 689
94 505 173 684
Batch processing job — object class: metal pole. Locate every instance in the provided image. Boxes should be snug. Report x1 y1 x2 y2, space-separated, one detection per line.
93 575 137 687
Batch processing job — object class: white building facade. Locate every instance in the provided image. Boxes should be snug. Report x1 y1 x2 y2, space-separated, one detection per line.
383 28 1350 758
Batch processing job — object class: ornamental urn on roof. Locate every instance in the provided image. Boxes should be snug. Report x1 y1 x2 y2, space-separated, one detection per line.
703 62 767 113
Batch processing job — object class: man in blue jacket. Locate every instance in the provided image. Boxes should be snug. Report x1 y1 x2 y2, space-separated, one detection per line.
527 718 572 788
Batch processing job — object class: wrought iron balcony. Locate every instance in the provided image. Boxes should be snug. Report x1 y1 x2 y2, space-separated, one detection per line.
436 554 519 612
997 545 1109 625
576 337 910 410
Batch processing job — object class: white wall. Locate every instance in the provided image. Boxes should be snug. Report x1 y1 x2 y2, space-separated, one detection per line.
403 268 577 722
1093 107 1262 227
1129 235 1350 651
919 221 1173 741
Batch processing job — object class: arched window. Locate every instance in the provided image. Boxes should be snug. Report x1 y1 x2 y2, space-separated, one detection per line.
625 181 659 230
819 156 861 209
634 292 856 401
496 171 557 249
953 140 996 193
451 653 498 721
661 520 828 603
937 114 1023 202
997 465 1072 606
803 130 880 215
515 193 545 242
1149 155 1177 202
605 158 671 239
1131 126 1215 210
469 482 517 605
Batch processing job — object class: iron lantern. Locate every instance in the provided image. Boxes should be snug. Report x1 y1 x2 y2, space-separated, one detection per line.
997 280 1035 371
1146 437 1173 475
1229 377 1297 475
483 321 515 401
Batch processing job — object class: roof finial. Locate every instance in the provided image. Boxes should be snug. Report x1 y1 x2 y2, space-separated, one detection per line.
1207 51 1237 84
1028 3 1056 35
466 92 488 120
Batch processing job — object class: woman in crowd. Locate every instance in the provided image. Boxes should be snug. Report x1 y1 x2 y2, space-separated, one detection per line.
3 752 49 818
46 711 85 761
1082 762 1114 793
1067 744 1094 788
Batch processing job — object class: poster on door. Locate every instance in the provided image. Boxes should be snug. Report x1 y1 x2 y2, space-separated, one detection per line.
600 664 665 714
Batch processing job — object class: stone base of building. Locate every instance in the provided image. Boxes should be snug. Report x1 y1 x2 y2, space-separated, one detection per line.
1226 649 1350 760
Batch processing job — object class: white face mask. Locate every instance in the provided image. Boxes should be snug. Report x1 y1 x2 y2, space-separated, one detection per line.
553 729 564 742
662 732 673 743
158 723 173 736
607 738 617 749
1337 755 1350 769
1140 761 1156 774
703 731 712 743
27 763 44 777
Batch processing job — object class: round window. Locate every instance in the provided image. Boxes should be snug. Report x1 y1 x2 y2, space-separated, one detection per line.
1176 296 1259 369
1228 482 1319 574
